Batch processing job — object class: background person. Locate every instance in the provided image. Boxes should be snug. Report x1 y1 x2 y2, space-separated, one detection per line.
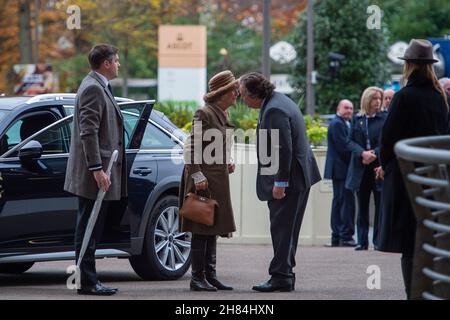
377 39 449 299
324 99 356 247
346 86 387 251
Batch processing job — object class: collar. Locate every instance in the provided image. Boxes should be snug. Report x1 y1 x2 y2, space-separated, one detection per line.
405 70 433 88
94 71 109 87
207 103 234 127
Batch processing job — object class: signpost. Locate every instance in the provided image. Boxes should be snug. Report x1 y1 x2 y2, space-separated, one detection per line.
158 25 207 105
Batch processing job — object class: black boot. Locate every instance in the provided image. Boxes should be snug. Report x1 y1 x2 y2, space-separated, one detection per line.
401 254 413 300
205 236 233 290
190 234 217 292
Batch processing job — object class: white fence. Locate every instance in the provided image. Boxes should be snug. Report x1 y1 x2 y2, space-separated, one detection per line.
219 144 333 246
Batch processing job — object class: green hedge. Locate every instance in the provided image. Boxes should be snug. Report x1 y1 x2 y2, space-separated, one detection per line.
155 100 327 146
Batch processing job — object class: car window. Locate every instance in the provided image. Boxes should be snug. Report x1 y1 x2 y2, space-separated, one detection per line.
141 122 179 150
6 118 72 158
122 112 139 148
0 112 58 156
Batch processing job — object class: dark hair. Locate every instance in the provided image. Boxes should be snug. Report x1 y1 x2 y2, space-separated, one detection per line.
239 72 275 99
88 44 119 70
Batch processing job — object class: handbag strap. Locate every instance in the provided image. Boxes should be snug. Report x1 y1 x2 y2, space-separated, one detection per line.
195 188 212 199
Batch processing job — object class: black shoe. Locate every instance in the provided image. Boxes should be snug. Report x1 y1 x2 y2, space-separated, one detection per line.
325 242 340 247
190 277 217 292
252 278 294 292
354 245 368 251
77 283 118 296
206 276 233 290
340 240 357 247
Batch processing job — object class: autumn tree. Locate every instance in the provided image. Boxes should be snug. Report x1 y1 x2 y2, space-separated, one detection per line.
290 0 390 114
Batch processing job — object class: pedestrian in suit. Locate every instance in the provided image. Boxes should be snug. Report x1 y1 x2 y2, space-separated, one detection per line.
382 89 395 111
179 70 238 292
239 72 321 292
324 99 356 247
377 39 449 299
64 44 125 296
346 87 387 251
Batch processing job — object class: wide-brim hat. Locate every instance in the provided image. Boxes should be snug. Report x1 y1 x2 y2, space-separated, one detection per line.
398 39 438 63
203 70 238 102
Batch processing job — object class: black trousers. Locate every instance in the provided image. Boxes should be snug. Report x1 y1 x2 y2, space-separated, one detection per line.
75 197 111 287
356 165 381 247
267 188 310 279
331 179 355 243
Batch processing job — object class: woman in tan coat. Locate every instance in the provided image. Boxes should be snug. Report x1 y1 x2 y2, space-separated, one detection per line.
179 70 238 291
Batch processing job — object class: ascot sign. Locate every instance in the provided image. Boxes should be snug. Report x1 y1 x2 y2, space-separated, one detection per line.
158 25 207 104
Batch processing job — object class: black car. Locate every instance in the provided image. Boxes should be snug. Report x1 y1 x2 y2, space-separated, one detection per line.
0 94 191 280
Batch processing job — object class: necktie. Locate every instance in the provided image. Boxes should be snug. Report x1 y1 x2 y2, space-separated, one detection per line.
107 83 113 95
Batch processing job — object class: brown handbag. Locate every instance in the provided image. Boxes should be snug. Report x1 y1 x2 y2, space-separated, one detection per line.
179 190 218 226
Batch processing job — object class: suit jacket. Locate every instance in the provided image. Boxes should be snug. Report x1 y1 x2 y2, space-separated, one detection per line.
324 115 351 180
345 112 387 191
64 71 127 201
256 92 321 201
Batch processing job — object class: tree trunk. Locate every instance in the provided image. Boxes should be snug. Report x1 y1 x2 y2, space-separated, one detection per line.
122 47 129 98
19 0 33 64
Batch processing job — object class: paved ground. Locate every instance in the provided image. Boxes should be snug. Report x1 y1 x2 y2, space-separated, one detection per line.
0 244 405 300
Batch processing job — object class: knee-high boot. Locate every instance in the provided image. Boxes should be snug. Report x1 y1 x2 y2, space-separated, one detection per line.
190 234 217 292
401 254 413 300
205 235 233 290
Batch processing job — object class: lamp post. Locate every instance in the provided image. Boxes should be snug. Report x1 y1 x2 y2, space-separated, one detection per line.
306 0 315 115
262 0 271 78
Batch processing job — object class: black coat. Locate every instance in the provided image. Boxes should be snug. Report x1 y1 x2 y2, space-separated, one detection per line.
345 112 387 191
324 115 351 180
377 73 449 254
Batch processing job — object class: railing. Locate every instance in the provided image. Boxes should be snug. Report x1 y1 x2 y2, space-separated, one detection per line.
395 136 450 300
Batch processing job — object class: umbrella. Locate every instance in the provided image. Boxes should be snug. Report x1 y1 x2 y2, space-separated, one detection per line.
74 149 119 285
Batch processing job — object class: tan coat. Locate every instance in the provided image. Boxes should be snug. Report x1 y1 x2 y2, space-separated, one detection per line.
179 103 236 236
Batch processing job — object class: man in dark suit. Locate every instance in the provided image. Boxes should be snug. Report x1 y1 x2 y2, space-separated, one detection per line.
324 100 356 247
64 44 126 296
239 72 321 292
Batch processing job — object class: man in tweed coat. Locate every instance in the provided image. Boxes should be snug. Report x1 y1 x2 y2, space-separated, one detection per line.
64 44 125 296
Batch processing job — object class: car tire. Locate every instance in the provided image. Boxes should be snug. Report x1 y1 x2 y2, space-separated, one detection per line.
129 195 191 280
0 262 34 274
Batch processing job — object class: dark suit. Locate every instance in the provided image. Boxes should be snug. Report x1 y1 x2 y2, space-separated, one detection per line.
65 71 127 287
324 115 355 244
346 112 386 247
256 92 321 280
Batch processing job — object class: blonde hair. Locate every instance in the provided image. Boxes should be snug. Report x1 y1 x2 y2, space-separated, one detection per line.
358 86 384 116
403 62 449 109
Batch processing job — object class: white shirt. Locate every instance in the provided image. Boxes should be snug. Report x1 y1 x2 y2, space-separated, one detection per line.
94 71 109 87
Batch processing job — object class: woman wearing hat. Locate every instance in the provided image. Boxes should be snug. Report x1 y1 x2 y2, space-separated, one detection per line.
377 39 449 299
179 70 238 291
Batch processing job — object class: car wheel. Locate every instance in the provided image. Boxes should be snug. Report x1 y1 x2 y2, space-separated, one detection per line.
0 262 34 274
129 195 191 280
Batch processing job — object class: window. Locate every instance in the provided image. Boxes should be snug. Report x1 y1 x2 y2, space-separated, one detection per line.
0 112 58 156
123 112 139 148
32 119 72 155
141 122 179 150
